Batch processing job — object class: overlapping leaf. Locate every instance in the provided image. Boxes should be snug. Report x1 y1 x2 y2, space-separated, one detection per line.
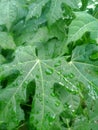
26 0 80 24
67 12 98 43
0 0 27 30
0 43 98 129
0 55 5 64
48 0 79 24
26 0 49 21
0 32 16 49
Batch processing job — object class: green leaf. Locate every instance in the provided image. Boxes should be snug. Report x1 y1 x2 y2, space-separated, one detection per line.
54 84 80 112
0 0 26 30
0 87 25 130
0 32 16 49
0 1 98 129
48 0 80 24
80 0 89 10
0 43 98 129
14 16 47 45
26 0 49 21
26 0 80 24
0 54 6 64
67 12 98 43
0 46 64 130
29 27 52 44
34 39 64 59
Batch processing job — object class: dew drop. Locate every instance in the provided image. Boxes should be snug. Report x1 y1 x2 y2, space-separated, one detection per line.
89 51 98 61
39 98 42 101
46 112 56 123
51 114 56 120
36 75 40 79
36 111 39 114
64 103 68 109
35 120 39 125
55 100 60 107
59 82 64 87
49 122 52 126
24 81 28 87
69 73 75 78
46 100 49 104
69 105 72 108
51 93 55 97
72 109 75 112
36 93 41 99
54 60 61 67
45 68 53 75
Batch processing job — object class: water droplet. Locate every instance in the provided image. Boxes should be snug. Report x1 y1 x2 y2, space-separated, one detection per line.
59 82 64 86
51 114 56 120
64 103 68 109
35 120 39 124
69 105 72 108
45 68 53 75
57 71 61 75
18 62 22 65
68 73 75 78
49 122 52 126
51 93 55 97
36 111 39 114
36 75 39 79
36 93 41 99
55 100 60 107
46 100 49 104
88 83 97 100
89 51 98 61
39 98 42 101
46 112 56 123
72 109 75 112
54 60 61 67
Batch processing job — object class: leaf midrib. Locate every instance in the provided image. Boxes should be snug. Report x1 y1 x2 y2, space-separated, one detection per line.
68 20 97 43
1 60 39 116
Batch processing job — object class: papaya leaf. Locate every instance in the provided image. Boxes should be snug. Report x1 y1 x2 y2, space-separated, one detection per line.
67 12 98 44
0 43 98 129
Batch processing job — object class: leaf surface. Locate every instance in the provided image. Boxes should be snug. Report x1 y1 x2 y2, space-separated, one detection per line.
0 0 26 30
67 12 98 43
0 32 16 49
48 0 79 24
0 44 98 129
26 0 49 21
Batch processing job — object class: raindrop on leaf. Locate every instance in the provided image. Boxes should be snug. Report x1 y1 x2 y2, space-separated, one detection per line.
46 112 56 123
36 75 40 79
45 68 53 75
68 73 75 78
89 51 98 61
55 100 60 107
54 60 61 67
69 105 72 108
51 93 55 97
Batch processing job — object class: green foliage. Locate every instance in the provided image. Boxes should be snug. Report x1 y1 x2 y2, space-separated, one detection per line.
0 0 98 130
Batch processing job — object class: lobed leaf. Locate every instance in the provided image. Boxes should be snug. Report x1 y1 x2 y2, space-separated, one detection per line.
0 43 98 129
